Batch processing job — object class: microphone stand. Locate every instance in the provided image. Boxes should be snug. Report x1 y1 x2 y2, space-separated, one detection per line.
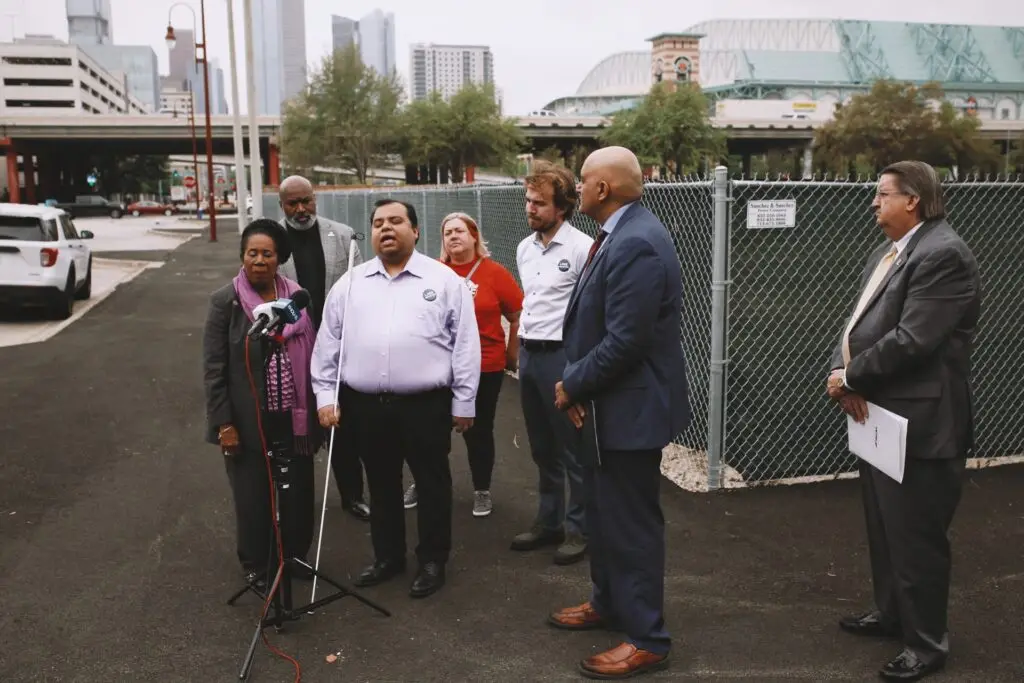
227 313 390 682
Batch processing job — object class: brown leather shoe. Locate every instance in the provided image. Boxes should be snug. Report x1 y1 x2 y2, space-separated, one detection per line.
547 601 608 631
578 642 669 680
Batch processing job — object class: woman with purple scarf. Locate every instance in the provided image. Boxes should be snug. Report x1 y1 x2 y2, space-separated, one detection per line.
202 219 323 587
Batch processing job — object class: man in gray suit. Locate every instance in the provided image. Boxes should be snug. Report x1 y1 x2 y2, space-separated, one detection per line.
826 160 981 682
277 174 369 521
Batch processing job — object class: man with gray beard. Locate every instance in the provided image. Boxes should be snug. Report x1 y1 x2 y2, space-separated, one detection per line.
277 174 369 522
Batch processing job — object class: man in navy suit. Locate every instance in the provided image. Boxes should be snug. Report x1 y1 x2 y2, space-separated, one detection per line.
547 146 691 680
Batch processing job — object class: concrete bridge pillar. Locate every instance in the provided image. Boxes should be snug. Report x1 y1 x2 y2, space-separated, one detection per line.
3 140 20 203
267 142 281 187
37 150 61 201
22 151 36 204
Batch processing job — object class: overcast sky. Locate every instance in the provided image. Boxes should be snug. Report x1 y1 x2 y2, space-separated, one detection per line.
4 0 1023 115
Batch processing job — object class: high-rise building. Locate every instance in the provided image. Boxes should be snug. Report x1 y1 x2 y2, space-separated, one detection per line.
65 0 160 112
331 10 396 76
80 44 160 112
167 28 195 87
331 16 357 53
65 0 112 45
409 43 495 102
165 29 228 114
251 0 307 115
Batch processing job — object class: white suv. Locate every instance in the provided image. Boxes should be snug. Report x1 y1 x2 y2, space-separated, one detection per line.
0 204 94 320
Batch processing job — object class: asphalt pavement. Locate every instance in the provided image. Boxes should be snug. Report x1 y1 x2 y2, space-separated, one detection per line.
0 229 1021 682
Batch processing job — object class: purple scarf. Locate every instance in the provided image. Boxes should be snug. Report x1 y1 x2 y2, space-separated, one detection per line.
233 268 317 453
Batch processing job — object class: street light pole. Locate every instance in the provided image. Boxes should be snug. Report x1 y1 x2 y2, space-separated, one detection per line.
197 0 217 241
186 81 199 212
166 1 218 242
243 0 264 218
225 0 248 233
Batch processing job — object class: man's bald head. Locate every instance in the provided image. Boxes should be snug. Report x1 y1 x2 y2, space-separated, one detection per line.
279 175 312 197
278 175 317 227
578 146 644 224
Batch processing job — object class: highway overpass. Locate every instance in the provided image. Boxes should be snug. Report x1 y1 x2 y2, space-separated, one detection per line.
2 113 1021 202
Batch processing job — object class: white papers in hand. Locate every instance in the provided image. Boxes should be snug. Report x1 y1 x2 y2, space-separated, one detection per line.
847 402 907 484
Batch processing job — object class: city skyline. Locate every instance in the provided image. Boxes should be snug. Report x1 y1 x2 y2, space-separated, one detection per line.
4 0 1022 115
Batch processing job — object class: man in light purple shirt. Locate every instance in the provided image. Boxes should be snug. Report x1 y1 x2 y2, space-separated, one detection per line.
311 198 481 599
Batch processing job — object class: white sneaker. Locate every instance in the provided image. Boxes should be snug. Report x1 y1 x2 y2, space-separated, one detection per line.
403 483 417 509
472 490 492 517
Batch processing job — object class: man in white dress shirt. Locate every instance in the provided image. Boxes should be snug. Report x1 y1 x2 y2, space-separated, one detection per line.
311 198 481 599
510 159 594 566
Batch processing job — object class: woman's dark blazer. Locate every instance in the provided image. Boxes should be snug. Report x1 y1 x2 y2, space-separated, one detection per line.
202 283 321 454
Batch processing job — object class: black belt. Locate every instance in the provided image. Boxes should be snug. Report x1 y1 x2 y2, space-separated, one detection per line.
520 338 562 352
341 385 450 405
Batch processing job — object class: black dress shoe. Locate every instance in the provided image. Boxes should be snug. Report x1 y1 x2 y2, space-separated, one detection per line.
343 500 371 522
879 649 945 681
839 611 901 638
409 561 446 598
354 559 405 587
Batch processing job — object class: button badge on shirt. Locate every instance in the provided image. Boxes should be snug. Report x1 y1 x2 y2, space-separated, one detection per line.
557 259 570 272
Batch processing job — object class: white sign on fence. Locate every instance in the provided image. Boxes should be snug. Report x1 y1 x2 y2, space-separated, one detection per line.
746 199 797 229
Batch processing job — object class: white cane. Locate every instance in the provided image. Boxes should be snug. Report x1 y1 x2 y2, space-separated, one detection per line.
310 237 358 604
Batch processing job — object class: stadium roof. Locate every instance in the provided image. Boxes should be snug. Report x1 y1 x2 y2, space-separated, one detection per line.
573 20 1024 97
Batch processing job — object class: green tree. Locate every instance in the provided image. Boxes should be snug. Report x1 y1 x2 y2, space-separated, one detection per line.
813 80 999 175
91 154 169 196
600 82 725 175
397 83 525 183
281 45 404 184
394 91 450 175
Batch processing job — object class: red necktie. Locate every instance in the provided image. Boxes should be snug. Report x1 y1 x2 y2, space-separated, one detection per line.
584 231 607 270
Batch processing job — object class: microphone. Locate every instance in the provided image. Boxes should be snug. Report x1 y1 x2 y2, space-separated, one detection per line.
247 289 311 338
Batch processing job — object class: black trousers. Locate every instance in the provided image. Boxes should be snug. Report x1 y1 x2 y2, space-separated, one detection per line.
223 441 315 573
341 386 453 565
461 371 505 491
860 457 966 663
329 419 366 505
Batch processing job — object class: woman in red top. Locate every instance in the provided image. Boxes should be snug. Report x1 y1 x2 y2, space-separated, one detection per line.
432 211 523 517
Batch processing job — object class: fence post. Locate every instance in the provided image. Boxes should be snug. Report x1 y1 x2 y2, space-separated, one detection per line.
475 187 483 230
707 165 730 491
421 189 429 254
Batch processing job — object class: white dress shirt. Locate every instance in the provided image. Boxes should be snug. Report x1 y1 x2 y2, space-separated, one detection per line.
515 221 594 342
310 250 481 417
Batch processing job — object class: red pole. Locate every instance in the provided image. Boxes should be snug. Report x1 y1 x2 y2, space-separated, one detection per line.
198 0 217 241
188 86 199 206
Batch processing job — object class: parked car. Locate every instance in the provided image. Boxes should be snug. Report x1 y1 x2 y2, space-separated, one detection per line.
0 204 94 320
54 195 125 219
127 200 177 217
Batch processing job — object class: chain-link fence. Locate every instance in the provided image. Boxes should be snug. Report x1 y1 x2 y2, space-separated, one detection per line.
261 172 1024 489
